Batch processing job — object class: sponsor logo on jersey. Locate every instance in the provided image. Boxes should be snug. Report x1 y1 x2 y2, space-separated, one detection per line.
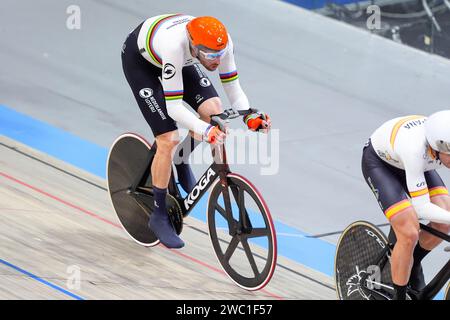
163 63 176 80
166 17 191 30
416 181 426 188
377 150 399 164
139 88 153 98
403 119 426 129
199 78 211 87
139 88 166 120
195 94 204 104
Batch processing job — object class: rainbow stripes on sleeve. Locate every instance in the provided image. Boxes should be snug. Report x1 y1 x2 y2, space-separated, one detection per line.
220 70 239 83
146 14 183 67
164 90 184 101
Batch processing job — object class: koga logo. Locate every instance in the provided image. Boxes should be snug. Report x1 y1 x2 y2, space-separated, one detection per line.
365 228 386 249
139 88 153 98
163 63 176 80
199 78 211 87
184 168 216 210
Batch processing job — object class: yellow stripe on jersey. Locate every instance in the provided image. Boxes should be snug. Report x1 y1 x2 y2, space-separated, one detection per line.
385 199 412 219
409 188 429 198
429 187 449 198
389 115 424 149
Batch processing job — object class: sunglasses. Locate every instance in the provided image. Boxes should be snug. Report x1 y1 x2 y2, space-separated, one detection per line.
198 47 227 60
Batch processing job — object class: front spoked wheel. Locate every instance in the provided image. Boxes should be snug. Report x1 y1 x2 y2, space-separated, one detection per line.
207 173 277 291
335 221 393 300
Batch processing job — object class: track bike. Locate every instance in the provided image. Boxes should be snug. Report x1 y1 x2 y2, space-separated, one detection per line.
106 108 277 290
335 211 450 300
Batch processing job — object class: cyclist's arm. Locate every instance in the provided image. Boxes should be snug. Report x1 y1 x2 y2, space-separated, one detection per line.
161 46 210 135
403 153 450 223
218 35 250 111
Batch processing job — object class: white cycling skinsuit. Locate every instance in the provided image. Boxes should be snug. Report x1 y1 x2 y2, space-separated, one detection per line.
366 115 449 223
136 14 250 135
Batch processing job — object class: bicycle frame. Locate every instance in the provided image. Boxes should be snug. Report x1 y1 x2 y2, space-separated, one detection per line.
129 108 255 230
412 223 450 300
178 144 231 217
359 245 393 300
130 138 253 238
360 223 450 300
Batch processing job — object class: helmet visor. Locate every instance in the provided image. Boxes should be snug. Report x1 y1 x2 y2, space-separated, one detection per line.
435 140 450 154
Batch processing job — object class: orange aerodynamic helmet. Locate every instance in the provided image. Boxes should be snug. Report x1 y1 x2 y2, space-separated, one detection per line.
186 16 228 51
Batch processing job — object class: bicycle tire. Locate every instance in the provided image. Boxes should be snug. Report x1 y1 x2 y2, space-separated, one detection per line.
207 173 277 291
335 220 393 300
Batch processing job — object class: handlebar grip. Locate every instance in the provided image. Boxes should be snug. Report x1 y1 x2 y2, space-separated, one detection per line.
210 116 228 133
209 107 259 132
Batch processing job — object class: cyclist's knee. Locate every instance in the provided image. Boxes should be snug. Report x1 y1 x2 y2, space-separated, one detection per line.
391 210 420 247
394 226 419 247
155 131 180 154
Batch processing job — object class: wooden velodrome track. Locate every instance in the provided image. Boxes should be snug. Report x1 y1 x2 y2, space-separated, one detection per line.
0 136 335 299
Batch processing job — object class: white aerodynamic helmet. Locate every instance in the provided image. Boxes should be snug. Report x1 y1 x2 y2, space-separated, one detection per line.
425 110 450 154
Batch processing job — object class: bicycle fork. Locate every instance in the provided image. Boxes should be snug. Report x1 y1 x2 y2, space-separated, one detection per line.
214 144 252 236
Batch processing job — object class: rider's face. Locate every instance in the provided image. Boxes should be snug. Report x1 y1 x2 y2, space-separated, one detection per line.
440 152 450 168
198 55 220 71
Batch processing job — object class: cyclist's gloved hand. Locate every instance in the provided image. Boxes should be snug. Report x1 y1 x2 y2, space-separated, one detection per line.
204 124 227 145
244 111 271 133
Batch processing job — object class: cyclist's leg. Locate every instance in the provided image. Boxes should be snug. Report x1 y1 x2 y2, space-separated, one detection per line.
172 65 221 193
121 27 183 248
405 171 450 290
362 140 419 299
389 209 419 286
149 130 185 248
152 130 180 188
